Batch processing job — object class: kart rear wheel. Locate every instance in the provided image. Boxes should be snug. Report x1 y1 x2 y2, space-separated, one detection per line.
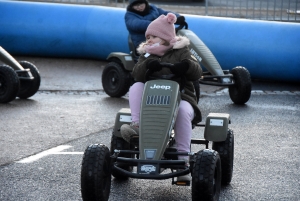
192 149 221 201
110 134 133 180
0 65 19 103
102 61 131 97
17 61 41 99
212 129 234 185
81 144 111 201
229 66 251 104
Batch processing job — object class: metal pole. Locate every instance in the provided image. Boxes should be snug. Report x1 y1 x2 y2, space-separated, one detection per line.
274 0 276 21
233 0 235 18
267 0 269 20
253 0 255 20
280 0 283 21
226 0 228 17
212 0 215 16
288 0 291 21
246 0 249 19
259 0 262 20
239 0 242 18
219 0 221 16
205 0 208 16
296 0 298 21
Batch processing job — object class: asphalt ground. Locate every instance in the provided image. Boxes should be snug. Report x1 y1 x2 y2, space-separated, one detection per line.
0 56 299 200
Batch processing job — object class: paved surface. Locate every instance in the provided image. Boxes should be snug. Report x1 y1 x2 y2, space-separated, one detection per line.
1 56 299 167
1 2 299 200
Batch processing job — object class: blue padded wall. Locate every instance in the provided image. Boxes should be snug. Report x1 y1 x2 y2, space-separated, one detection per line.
0 1 299 82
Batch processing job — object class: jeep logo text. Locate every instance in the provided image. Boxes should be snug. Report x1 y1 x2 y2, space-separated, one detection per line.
150 84 171 90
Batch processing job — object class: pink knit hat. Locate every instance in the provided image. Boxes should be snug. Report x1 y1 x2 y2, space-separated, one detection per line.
145 13 177 43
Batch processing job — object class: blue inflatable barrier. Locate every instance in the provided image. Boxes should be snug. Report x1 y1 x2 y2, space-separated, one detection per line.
186 15 300 82
0 1 299 82
0 1 129 59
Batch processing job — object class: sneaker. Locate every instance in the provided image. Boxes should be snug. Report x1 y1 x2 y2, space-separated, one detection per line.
120 122 139 143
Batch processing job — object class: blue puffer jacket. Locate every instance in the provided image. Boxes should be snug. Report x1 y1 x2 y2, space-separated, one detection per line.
125 4 179 48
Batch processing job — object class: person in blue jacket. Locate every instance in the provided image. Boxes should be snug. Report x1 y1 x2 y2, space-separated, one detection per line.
125 0 185 50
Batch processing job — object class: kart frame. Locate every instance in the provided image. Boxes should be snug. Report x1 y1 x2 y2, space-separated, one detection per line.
0 46 41 103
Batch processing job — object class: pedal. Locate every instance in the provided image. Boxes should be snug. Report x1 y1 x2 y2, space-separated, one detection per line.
173 180 191 186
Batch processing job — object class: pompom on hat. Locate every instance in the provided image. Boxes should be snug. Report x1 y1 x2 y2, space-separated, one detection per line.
145 13 177 43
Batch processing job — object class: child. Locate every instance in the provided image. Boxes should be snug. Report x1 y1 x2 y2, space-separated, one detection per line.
121 13 202 182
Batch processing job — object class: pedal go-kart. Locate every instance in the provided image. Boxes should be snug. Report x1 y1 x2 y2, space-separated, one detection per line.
0 46 41 103
81 64 234 201
102 21 251 105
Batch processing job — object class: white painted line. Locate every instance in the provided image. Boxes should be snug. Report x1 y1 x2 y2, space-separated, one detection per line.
16 145 72 163
52 152 83 155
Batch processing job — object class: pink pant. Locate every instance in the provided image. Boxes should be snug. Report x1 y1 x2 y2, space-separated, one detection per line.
129 82 194 159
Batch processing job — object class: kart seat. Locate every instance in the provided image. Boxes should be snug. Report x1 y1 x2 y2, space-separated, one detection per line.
128 34 139 63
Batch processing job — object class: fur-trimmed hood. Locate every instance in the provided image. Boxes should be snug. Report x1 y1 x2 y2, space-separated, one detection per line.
137 35 190 55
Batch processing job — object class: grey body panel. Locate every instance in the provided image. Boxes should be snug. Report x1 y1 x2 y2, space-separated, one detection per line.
139 80 181 160
106 52 135 71
204 113 230 141
177 29 224 76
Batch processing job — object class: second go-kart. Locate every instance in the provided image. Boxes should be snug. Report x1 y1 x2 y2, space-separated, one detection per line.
0 46 41 103
102 21 251 105
81 64 234 201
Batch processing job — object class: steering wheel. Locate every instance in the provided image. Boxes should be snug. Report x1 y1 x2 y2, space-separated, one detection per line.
175 22 188 33
145 62 186 91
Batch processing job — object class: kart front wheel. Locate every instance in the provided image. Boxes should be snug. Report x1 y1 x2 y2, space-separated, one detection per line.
17 61 41 99
192 149 221 201
0 65 19 103
102 62 131 97
212 129 234 185
229 66 251 104
81 144 111 201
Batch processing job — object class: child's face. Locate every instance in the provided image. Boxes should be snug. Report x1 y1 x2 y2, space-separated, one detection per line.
146 35 165 45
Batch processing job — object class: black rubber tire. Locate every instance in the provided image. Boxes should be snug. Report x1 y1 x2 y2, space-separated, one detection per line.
110 134 133 180
81 144 111 201
0 65 19 103
102 62 131 97
212 129 234 185
17 61 41 99
192 149 221 201
229 66 251 104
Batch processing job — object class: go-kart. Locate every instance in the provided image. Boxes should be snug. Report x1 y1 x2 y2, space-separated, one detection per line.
102 21 251 105
0 46 41 103
81 64 234 201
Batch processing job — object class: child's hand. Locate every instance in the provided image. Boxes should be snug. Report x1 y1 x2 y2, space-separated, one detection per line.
146 60 163 72
170 62 189 75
